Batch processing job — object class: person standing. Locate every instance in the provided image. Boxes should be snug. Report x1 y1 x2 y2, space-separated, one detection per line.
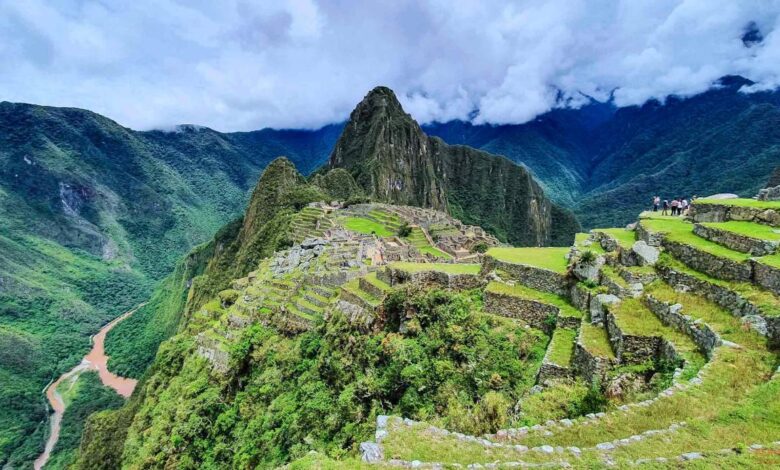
662 199 669 215
681 198 689 216
653 196 660 212
671 198 679 216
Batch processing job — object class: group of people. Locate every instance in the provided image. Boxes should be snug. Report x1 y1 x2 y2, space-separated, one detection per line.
651 195 697 216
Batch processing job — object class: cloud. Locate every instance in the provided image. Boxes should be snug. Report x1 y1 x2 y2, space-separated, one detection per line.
0 0 778 131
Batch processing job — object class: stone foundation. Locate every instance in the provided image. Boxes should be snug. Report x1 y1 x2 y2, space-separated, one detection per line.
572 342 614 384
644 296 719 357
690 203 780 227
383 267 485 291
537 362 573 384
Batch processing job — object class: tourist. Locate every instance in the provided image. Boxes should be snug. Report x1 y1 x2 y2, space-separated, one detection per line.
670 198 679 215
652 196 660 212
662 199 669 215
681 198 689 216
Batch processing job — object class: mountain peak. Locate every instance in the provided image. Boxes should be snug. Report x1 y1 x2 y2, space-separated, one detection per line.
351 85 409 123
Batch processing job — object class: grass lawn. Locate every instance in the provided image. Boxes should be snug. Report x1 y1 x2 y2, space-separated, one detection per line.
593 228 637 249
701 221 780 241
695 197 780 209
486 247 570 273
579 322 615 359
342 217 394 237
756 253 780 269
389 262 481 275
546 328 577 366
486 281 582 319
362 272 391 291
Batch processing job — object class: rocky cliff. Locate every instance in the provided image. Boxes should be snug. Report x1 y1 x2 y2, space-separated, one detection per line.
329 87 579 246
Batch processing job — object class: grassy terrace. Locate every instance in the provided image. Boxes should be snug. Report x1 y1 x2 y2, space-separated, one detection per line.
640 213 752 262
486 247 570 273
580 321 616 359
362 272 391 292
658 253 780 316
389 262 481 275
546 328 577 366
341 278 382 307
695 197 780 209
601 265 629 288
486 281 582 319
701 220 780 241
574 232 605 255
594 227 636 249
611 298 703 366
404 227 452 259
342 216 395 237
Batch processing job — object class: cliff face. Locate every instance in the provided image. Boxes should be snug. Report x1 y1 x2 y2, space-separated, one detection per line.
329 87 579 246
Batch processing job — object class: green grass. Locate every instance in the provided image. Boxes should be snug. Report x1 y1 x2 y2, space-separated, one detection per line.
389 262 481 275
594 228 636 249
363 272 391 292
342 217 394 237
580 322 615 359
695 197 780 209
601 265 629 288
486 247 570 273
486 281 582 319
611 298 701 356
546 328 577 366
575 232 605 255
342 279 382 307
640 215 752 262
701 220 780 241
403 227 453 259
658 254 780 316
757 254 780 269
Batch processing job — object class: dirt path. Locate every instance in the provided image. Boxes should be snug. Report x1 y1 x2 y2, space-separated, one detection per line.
34 304 144 470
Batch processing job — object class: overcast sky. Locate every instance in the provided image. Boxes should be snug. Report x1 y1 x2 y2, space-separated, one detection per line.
1 0 779 131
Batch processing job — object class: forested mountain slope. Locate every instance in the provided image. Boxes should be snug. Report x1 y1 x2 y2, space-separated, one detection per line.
425 76 780 227
0 102 337 467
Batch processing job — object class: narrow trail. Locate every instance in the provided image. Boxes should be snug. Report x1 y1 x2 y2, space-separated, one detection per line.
34 304 144 470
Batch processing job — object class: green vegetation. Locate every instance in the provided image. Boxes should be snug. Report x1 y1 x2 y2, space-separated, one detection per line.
44 372 124 470
486 281 582 319
389 262 481 275
574 232 605 255
696 197 780 209
485 247 570 273
342 279 382 307
580 322 615 359
403 227 452 259
594 228 636 249
701 220 780 241
79 288 548 468
546 328 577 366
657 253 780 316
640 214 752 262
342 217 394 237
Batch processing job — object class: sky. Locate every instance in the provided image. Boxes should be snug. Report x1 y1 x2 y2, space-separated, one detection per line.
1 0 779 132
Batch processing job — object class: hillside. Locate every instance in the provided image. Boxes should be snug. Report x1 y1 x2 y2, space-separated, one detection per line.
75 183 780 468
329 87 580 246
0 103 338 468
425 77 780 227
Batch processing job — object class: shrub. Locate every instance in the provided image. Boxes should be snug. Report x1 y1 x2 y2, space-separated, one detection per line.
397 222 412 238
471 242 489 254
579 250 596 265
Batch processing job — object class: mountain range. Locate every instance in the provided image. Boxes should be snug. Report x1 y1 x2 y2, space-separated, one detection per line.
1 75 779 467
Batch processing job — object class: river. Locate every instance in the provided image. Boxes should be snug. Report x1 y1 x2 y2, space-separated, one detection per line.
33 305 143 470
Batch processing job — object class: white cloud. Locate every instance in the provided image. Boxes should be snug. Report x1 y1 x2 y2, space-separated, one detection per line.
0 0 778 131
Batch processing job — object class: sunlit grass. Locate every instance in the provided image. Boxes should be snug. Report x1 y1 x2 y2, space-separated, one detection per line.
486 247 570 273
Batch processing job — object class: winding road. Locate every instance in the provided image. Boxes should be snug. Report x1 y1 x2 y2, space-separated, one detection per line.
34 304 143 470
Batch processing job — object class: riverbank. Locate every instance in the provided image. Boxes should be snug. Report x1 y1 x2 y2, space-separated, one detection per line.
34 304 144 470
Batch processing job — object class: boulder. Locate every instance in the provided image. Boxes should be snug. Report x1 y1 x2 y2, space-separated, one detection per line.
590 293 621 324
572 255 605 282
632 241 660 266
360 442 384 462
757 185 780 201
704 193 738 200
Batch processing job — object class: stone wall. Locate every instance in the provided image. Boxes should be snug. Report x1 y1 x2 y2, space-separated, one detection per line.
483 290 558 332
657 264 780 347
754 261 780 297
636 222 665 247
537 362 573 384
572 342 613 384
644 296 719 357
482 256 572 296
382 267 484 291
569 283 592 312
662 240 752 282
605 312 668 365
359 277 386 298
556 315 581 329
693 223 778 256
196 334 230 373
690 203 780 227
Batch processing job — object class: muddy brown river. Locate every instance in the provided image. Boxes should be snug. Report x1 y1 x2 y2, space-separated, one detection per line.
34 305 143 470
